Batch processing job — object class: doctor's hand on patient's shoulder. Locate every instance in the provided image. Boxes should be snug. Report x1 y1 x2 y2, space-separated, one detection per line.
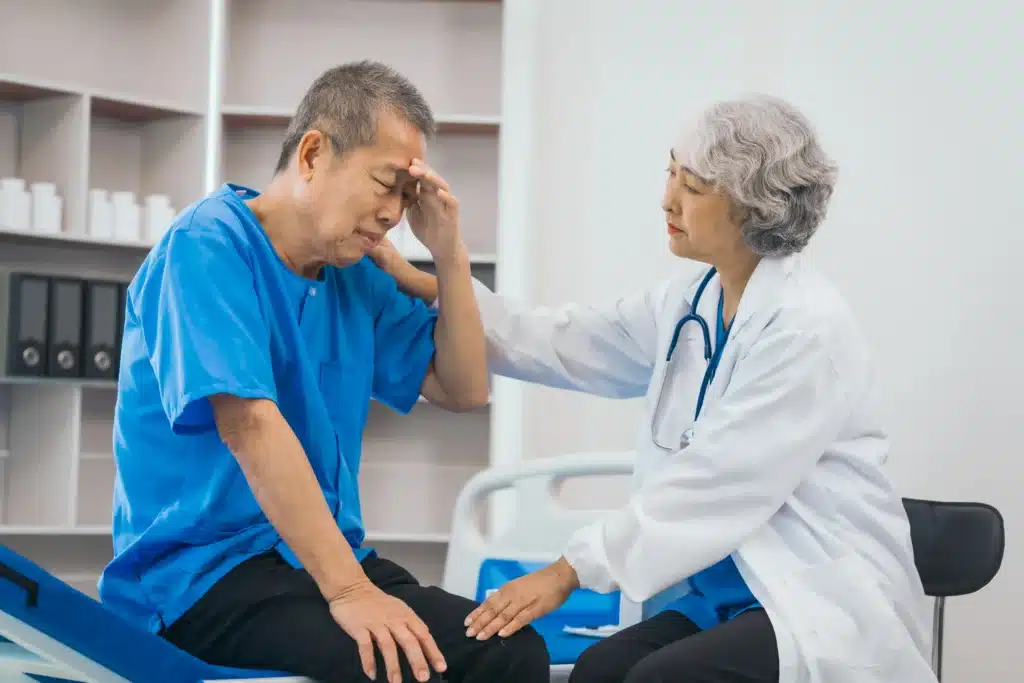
464 557 580 641
370 237 440 304
405 159 465 264
328 579 446 683
368 236 409 276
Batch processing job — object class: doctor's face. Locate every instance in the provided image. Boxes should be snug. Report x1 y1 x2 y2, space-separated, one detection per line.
662 152 742 264
293 110 424 268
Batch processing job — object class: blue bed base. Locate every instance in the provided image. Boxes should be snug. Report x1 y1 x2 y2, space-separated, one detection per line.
0 545 608 681
0 543 311 683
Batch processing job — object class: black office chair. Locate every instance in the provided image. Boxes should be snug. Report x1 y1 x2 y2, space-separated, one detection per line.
902 498 1005 681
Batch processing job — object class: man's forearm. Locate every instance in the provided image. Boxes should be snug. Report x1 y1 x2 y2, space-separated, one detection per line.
212 396 367 600
432 247 489 407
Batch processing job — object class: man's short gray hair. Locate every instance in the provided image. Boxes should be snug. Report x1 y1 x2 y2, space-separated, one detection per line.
275 60 436 173
677 95 838 257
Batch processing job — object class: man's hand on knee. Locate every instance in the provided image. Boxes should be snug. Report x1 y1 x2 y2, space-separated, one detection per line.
328 580 447 683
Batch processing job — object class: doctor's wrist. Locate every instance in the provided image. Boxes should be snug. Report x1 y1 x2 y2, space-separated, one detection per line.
552 556 581 593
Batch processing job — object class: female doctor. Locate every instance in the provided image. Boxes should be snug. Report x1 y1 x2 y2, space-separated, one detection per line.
371 94 937 683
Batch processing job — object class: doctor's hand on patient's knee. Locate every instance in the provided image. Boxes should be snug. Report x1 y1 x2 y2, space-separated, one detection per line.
328 580 446 683
465 557 580 641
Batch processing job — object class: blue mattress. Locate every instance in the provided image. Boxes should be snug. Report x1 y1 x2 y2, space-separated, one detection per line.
0 543 293 682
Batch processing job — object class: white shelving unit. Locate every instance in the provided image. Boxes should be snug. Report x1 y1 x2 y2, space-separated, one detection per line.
0 0 504 598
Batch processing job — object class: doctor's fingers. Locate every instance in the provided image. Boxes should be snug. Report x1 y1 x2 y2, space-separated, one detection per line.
469 596 535 640
496 607 539 638
464 592 511 635
482 598 541 639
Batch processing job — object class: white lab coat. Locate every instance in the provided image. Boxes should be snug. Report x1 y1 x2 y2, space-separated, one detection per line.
470 253 937 683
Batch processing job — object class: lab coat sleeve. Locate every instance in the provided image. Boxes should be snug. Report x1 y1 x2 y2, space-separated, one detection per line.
468 278 665 399
564 322 852 601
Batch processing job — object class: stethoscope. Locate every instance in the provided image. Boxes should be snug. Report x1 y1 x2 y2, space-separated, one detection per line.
651 267 730 451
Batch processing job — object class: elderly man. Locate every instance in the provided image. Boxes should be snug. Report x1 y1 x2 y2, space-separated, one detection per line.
99 61 549 683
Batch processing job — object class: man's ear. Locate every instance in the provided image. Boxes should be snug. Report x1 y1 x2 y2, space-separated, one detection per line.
296 130 327 181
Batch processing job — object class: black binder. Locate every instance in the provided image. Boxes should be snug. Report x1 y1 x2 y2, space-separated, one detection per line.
2 272 50 377
46 276 85 378
83 279 121 379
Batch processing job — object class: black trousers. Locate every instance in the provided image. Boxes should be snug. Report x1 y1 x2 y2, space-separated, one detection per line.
162 551 550 683
568 608 779 683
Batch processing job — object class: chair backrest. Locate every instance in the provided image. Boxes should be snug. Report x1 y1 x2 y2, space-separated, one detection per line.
441 452 635 608
902 498 1005 597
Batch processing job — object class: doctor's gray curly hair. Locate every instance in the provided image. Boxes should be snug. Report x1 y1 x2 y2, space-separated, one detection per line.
679 95 838 257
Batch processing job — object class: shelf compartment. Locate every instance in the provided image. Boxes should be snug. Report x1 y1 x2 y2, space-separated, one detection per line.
91 93 203 122
225 0 502 119
365 540 449 587
0 376 116 390
0 1 210 112
0 224 156 252
88 98 205 228
0 79 88 237
0 384 80 527
75 455 115 529
0 75 78 102
220 122 288 194
359 461 480 541
78 387 117 460
0 233 148 283
405 255 497 292
0 534 112 586
364 401 491 466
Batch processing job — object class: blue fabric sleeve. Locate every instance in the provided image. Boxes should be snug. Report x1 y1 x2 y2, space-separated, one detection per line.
368 263 438 414
135 224 277 434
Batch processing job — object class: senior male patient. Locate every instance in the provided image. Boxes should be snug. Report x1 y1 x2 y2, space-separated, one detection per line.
97 61 549 683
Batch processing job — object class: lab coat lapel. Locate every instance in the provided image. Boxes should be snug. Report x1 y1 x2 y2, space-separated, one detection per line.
696 255 798 409
729 255 798 336
678 256 798 335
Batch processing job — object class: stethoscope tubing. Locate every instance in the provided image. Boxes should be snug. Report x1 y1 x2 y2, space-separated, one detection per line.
652 267 724 450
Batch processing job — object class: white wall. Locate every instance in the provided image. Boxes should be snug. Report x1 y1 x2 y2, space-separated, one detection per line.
496 1 1022 680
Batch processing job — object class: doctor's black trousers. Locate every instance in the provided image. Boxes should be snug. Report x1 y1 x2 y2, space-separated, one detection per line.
568 608 779 683
161 550 550 683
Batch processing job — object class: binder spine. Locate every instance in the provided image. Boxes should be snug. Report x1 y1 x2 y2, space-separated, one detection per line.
2 272 50 377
